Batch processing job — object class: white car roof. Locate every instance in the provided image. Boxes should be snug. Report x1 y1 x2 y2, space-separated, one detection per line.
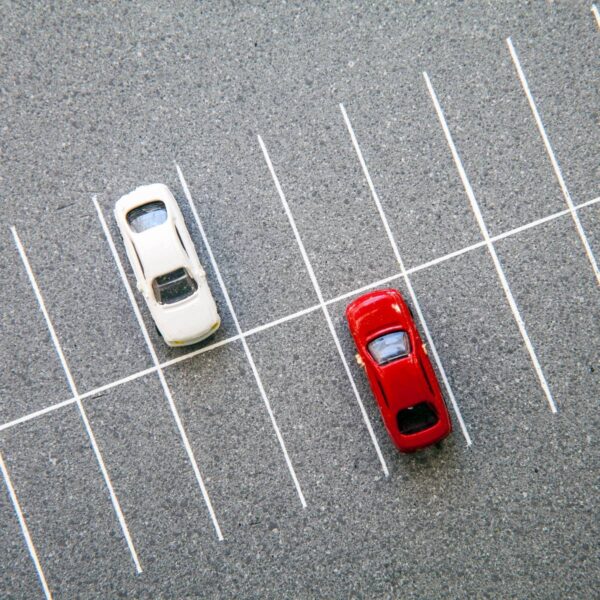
133 223 190 280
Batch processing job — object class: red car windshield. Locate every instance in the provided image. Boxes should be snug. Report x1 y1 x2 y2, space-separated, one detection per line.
367 331 410 365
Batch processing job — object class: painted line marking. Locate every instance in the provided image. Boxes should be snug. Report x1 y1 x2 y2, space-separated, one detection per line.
592 4 600 29
424 71 558 413
507 37 600 286
176 164 307 508
258 134 390 477
492 196 599 243
0 398 79 433
0 451 53 600
78 366 159 400
159 333 242 369
11 227 143 574
340 103 472 446
92 197 224 540
243 303 322 338
3 196 598 436
326 196 600 307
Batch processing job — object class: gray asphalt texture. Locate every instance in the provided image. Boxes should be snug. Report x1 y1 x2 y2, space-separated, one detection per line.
1 1 599 599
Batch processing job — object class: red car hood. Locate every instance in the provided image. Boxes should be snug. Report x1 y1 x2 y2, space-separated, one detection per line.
347 289 411 340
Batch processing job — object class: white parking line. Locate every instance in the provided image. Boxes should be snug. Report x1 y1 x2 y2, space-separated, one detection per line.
3 196 598 438
0 398 79 433
592 4 600 29
492 196 600 244
92 198 225 540
258 135 391 477
78 366 160 399
0 451 53 600
326 196 600 307
176 163 308 508
340 103 473 446
243 303 322 338
10 227 143 574
325 272 415 306
506 37 600 287
424 71 558 413
160 333 242 369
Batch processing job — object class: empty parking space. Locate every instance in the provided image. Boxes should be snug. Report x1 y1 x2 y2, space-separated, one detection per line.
169 139 318 333
507 7 600 207
260 104 399 300
11 204 150 394
335 86 484 271
249 310 391 500
81 376 220 573
0 410 136 599
163 344 302 537
0 233 70 425
495 217 600 413
421 40 565 235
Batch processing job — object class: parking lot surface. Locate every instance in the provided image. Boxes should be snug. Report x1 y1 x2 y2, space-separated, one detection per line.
1 2 598 598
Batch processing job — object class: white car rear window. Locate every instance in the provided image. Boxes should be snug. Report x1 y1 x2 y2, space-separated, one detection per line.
127 201 167 233
152 268 198 305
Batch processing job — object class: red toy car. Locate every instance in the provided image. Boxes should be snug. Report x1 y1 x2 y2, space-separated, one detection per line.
346 289 452 452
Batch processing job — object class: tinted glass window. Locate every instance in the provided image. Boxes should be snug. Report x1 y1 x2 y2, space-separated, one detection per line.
152 268 198 305
396 403 439 435
127 201 167 233
368 331 410 365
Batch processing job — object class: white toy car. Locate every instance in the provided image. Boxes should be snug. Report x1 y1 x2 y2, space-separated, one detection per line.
115 183 220 347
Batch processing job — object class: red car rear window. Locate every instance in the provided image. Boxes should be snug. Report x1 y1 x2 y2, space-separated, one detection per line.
396 402 438 435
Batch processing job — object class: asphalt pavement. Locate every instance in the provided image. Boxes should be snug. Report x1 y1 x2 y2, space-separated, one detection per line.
0 2 598 598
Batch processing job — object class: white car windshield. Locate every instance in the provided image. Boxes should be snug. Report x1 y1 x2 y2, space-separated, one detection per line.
152 268 198 305
127 201 167 233
368 331 410 365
